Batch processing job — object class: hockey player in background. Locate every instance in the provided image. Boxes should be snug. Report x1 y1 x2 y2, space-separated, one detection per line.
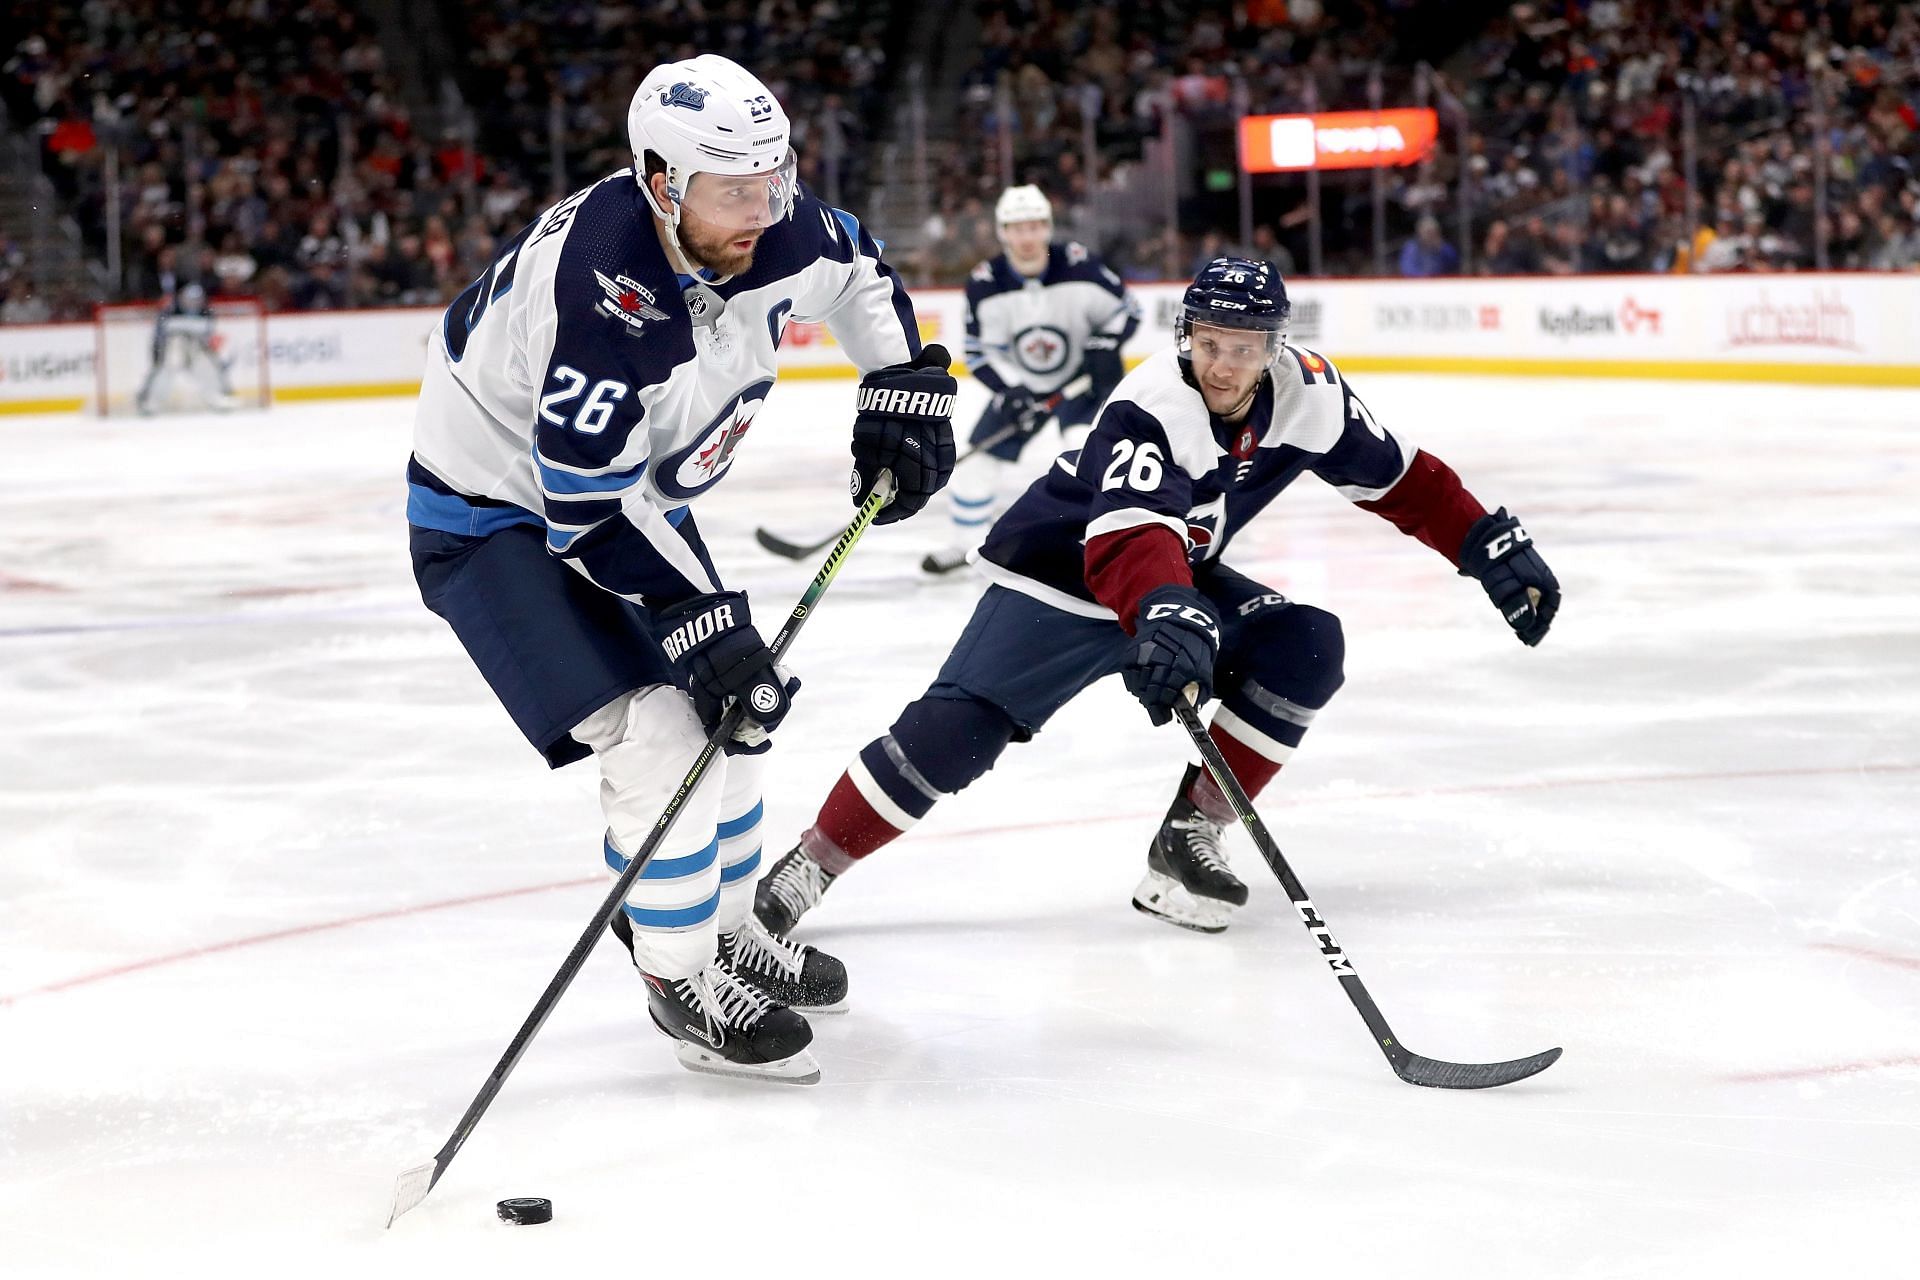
405 55 955 1083
136 283 236 415
757 258 1558 938
921 185 1140 575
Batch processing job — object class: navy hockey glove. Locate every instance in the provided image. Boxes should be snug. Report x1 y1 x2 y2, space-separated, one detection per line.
1122 586 1222 727
1459 507 1560 647
657 591 800 755
1082 334 1126 403
995 385 1050 439
852 345 958 525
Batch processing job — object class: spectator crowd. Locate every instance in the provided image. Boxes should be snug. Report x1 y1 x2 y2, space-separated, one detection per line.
934 0 1920 280
2 0 1916 322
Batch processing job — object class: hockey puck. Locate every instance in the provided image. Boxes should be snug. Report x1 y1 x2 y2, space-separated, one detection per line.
496 1197 553 1226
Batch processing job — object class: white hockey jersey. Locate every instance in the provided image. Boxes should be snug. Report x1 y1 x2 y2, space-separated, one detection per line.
408 170 920 605
961 242 1139 397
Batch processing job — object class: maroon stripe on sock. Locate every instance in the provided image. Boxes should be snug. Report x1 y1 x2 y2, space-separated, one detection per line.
815 772 909 860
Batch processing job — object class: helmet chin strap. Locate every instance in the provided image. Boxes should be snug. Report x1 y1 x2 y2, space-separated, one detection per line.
640 165 731 325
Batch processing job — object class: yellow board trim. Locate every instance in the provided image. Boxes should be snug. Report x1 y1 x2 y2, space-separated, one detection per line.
272 381 424 402
0 396 87 415
7 354 1916 416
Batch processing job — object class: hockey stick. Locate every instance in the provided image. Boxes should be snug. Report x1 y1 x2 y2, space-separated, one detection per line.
753 376 1092 561
1172 699 1562 1090
387 474 899 1228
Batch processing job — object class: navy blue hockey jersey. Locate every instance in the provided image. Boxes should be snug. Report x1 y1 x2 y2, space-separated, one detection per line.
977 345 1425 619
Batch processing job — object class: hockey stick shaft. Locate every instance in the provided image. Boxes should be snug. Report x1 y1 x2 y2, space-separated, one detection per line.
1171 702 1406 1054
390 475 897 1226
1171 700 1560 1088
754 376 1092 561
753 428 1020 561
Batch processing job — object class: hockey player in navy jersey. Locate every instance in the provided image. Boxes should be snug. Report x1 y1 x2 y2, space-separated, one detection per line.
921 185 1141 575
756 257 1558 937
406 55 955 1082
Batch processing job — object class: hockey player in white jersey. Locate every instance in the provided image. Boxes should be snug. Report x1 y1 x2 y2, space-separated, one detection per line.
406 55 956 1082
921 185 1140 575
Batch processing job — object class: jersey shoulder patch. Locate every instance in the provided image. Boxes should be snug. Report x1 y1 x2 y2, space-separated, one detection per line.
1270 346 1352 453
1286 344 1342 387
1045 242 1124 290
967 255 1023 302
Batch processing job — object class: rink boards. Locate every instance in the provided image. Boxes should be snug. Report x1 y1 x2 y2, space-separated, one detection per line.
3 272 1917 413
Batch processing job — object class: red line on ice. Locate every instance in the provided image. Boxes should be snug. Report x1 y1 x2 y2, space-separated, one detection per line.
5 760 1915 1005
0 875 597 1006
1811 942 1920 972
1723 1055 1920 1084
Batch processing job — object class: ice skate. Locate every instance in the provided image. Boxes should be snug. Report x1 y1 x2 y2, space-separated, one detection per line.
608 911 820 1082
1132 765 1249 934
642 962 820 1084
753 844 838 936
720 912 849 1013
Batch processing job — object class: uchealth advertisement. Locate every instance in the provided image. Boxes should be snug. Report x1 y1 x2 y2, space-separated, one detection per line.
2 274 1916 413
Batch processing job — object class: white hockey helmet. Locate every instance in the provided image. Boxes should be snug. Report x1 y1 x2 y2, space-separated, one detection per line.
628 55 798 234
994 184 1053 229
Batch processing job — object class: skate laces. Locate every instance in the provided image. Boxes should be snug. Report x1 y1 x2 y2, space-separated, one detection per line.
1171 815 1231 877
683 965 774 1032
726 917 806 980
766 852 829 920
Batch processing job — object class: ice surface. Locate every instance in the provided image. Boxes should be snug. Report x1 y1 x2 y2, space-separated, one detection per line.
3 375 1917 1276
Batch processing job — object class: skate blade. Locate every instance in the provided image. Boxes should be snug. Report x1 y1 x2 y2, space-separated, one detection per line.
794 997 849 1015
672 1041 822 1085
1131 870 1234 934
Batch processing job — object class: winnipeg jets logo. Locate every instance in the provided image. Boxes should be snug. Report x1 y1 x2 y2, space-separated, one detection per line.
656 379 775 500
1013 324 1070 374
593 270 670 336
658 82 710 111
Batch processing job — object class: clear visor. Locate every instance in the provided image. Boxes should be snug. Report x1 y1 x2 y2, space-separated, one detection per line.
677 150 799 233
1178 317 1284 370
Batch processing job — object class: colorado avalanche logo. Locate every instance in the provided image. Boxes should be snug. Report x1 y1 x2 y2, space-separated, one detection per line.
1184 495 1227 563
655 379 775 500
658 82 710 111
1013 324 1071 375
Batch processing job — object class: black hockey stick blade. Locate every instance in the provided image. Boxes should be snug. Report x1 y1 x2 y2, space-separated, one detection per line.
754 525 841 561
1392 1045 1563 1090
1171 701 1562 1091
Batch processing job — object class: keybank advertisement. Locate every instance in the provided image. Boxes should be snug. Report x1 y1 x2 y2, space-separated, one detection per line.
2 275 1915 410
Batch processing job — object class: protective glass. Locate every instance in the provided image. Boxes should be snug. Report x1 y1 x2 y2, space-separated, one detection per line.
677 150 799 232
1177 315 1284 370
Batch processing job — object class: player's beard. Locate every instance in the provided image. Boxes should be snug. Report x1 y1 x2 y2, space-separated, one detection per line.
678 214 761 278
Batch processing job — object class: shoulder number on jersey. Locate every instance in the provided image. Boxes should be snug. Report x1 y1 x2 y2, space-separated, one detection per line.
539 366 629 434
1100 439 1164 492
1343 382 1385 440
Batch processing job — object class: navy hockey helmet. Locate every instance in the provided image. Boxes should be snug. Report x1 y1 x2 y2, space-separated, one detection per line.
1175 257 1291 368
